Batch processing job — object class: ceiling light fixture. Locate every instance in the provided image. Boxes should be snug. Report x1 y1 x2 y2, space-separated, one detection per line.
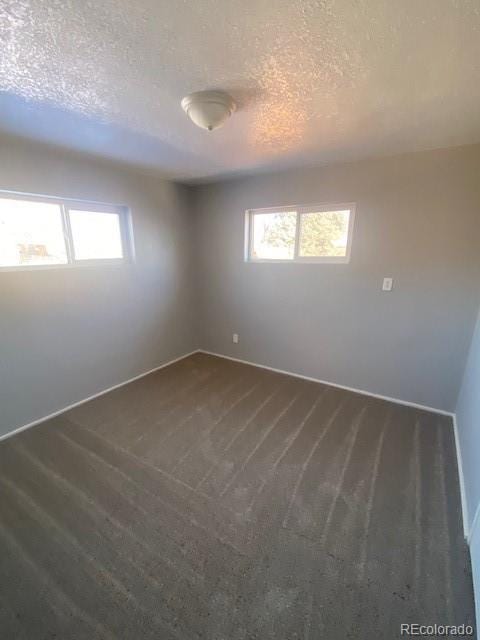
181 90 236 131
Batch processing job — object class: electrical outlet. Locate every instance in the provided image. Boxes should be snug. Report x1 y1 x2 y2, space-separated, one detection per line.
232 333 239 344
382 277 393 291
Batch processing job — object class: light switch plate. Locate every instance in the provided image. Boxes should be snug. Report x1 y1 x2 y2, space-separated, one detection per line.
382 277 393 291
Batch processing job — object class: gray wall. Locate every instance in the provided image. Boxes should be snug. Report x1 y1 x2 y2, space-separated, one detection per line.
193 145 480 412
2 138 479 437
456 305 480 533
456 303 480 625
0 137 197 437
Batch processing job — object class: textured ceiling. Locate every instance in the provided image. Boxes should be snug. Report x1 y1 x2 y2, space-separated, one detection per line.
1 0 479 181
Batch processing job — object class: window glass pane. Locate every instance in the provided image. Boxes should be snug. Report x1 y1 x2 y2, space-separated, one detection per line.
0 198 67 267
299 209 350 257
69 210 123 260
251 211 297 260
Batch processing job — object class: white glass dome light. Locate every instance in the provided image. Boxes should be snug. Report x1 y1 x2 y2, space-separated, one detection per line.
181 90 236 131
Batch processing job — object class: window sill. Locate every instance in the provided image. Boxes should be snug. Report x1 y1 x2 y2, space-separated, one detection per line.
0 259 130 273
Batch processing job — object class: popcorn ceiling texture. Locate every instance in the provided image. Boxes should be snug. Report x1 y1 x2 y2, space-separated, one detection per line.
0 0 479 180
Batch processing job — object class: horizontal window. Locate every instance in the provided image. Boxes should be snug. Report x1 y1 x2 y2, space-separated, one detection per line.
245 203 355 263
0 192 132 270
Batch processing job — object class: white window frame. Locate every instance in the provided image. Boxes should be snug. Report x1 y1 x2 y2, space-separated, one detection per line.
245 202 356 264
0 190 134 272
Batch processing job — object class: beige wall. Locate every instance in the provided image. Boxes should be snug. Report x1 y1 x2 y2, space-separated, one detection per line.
193 145 480 412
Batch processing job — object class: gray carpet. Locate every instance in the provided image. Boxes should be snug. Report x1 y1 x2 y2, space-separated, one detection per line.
0 352 474 638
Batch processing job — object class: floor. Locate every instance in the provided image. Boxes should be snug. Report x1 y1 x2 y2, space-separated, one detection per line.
0 352 474 639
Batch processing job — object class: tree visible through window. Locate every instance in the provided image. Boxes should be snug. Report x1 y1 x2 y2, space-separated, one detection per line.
252 211 296 260
247 204 355 263
299 210 350 258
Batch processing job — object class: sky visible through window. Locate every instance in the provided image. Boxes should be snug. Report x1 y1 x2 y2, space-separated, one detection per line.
250 208 351 261
252 211 297 260
0 197 126 268
69 210 123 260
0 198 67 266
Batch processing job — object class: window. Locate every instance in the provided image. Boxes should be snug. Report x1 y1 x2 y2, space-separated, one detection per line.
69 209 124 261
246 203 355 263
0 192 131 270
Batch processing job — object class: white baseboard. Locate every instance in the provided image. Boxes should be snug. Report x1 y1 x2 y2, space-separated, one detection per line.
3 345 467 543
471 503 480 546
201 349 471 541
199 349 454 417
453 414 470 541
0 350 199 443
469 506 480 634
